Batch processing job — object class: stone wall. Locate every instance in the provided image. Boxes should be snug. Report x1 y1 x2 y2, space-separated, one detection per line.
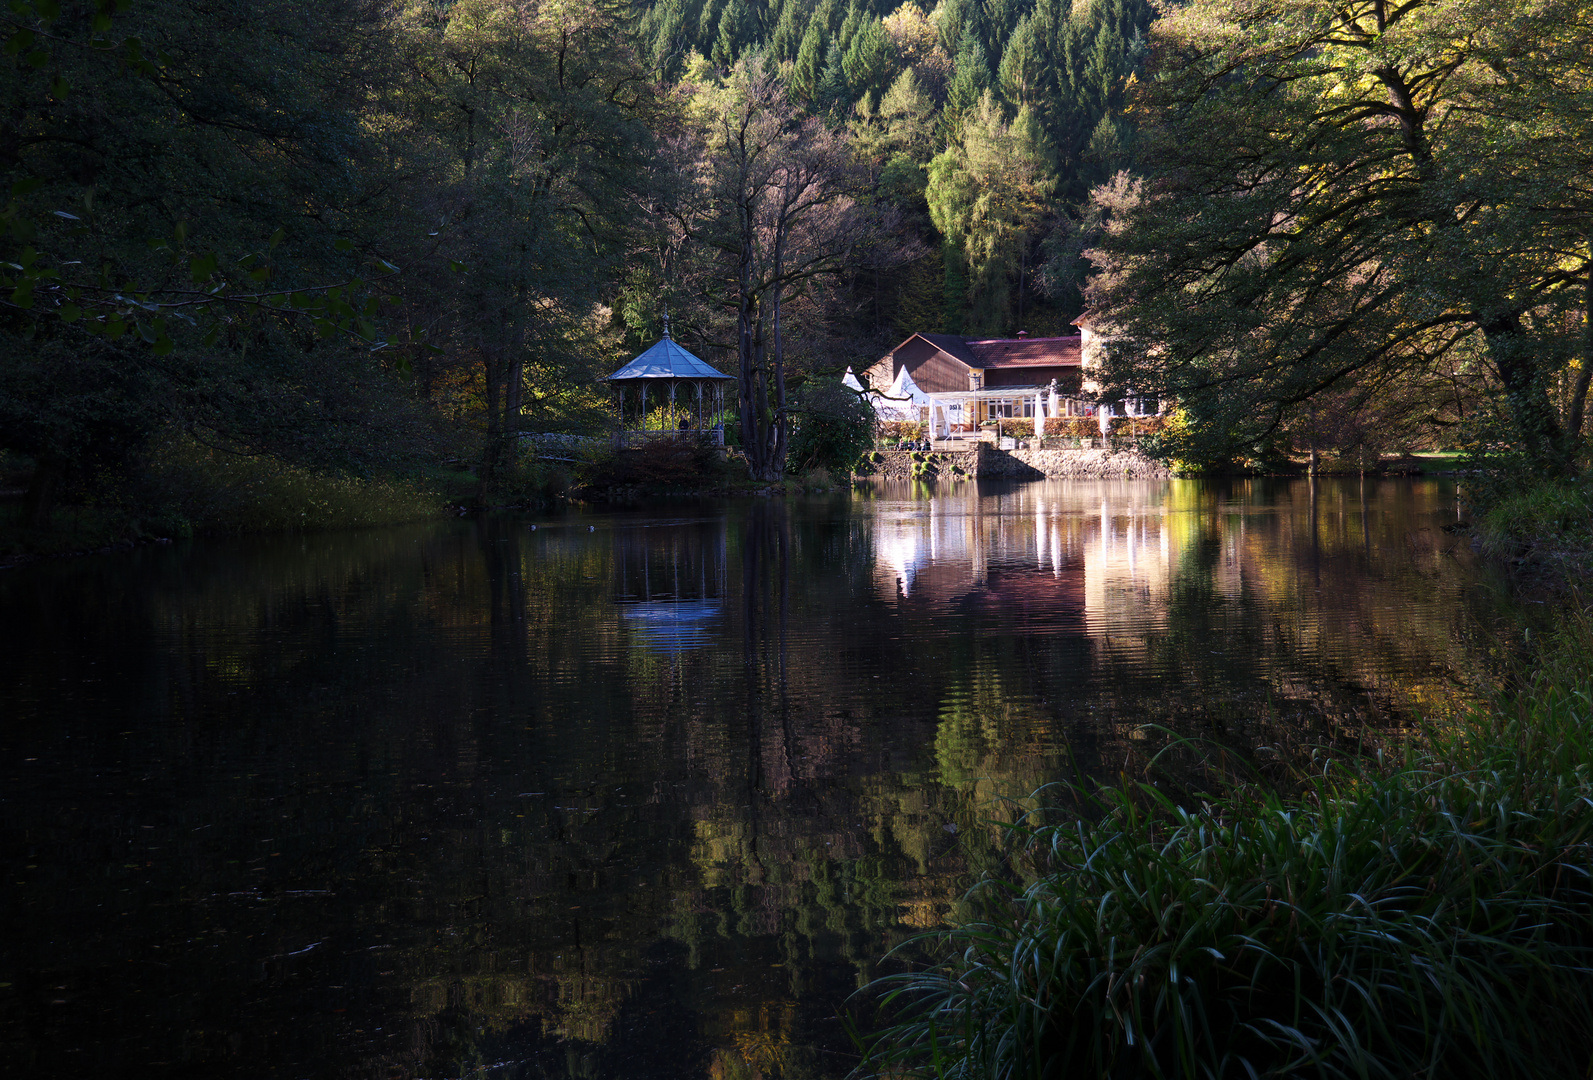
1008 446 1170 479
859 444 1168 481
861 448 978 481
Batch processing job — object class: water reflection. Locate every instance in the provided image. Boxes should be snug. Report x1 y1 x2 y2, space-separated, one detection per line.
614 520 729 653
0 478 1510 1079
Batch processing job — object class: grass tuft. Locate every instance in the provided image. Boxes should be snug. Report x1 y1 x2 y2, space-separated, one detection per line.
855 618 1593 1079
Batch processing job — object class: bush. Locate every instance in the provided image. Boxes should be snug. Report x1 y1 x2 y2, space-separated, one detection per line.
858 634 1593 1080
1042 417 1101 439
878 420 925 443
786 382 875 475
1476 477 1593 560
581 437 733 491
147 438 444 532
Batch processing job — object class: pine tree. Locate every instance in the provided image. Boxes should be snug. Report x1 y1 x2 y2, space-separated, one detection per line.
940 31 991 141
712 0 755 67
842 18 898 111
895 247 945 335
815 40 851 113
769 0 808 62
793 21 828 100
997 13 1041 108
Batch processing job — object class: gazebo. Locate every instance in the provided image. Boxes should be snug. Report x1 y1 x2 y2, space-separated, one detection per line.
605 330 736 447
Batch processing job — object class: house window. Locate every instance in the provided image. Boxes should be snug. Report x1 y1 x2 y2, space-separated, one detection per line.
987 398 1034 419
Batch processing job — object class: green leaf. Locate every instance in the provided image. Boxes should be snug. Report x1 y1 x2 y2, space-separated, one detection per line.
201 324 220 347
189 253 216 282
137 319 156 343
248 266 270 282
105 316 125 339
152 335 174 355
334 236 354 252
59 303 80 322
268 227 286 250
25 50 49 68
11 283 34 309
11 177 42 197
378 260 400 274
36 0 61 20
50 77 70 99
448 259 467 274
52 210 79 220
6 29 34 56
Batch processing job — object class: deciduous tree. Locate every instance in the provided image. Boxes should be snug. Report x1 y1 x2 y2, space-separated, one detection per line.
1085 0 1593 477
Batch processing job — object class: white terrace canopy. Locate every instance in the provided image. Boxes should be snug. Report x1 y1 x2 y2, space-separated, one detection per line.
605 334 736 446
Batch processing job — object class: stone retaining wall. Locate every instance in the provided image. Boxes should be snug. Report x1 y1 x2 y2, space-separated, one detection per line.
859 444 1168 481
863 448 978 481
1008 446 1170 479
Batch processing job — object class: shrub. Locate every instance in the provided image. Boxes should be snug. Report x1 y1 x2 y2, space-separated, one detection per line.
858 648 1593 1080
146 438 444 532
786 382 875 475
1042 417 1101 439
582 437 732 490
878 420 925 443
1475 477 1593 560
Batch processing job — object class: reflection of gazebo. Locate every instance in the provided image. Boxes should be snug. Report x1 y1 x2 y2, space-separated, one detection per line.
606 331 736 446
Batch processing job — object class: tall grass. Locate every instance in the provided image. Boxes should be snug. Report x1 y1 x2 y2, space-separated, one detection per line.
1476 476 1593 562
855 623 1593 1078
151 439 444 532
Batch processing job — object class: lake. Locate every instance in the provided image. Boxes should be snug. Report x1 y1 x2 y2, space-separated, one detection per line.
0 476 1517 1079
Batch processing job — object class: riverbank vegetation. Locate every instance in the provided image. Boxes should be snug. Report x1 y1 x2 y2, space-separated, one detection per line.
0 0 1156 543
856 605 1593 1078
3 0 1582 537
1078 0 1592 489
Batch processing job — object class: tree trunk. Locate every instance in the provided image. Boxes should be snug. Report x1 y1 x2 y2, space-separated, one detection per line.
1565 251 1593 458
22 458 59 530
1482 313 1572 476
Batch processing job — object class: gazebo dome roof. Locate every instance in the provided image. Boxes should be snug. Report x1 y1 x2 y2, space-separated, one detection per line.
606 336 733 381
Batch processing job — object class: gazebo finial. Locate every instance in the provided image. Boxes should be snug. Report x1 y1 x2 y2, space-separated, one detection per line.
662 304 671 340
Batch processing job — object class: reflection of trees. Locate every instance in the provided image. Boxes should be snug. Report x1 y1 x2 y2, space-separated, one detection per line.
0 480 1516 1079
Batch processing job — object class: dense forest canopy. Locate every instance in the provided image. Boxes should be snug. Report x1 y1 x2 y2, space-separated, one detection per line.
0 0 1149 513
1084 0 1593 476
1 0 1585 521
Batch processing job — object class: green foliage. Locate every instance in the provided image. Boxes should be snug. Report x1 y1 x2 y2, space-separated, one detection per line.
927 93 1053 336
786 382 876 474
1085 0 1593 482
859 653 1593 1079
146 438 443 533
1476 477 1593 562
582 439 736 491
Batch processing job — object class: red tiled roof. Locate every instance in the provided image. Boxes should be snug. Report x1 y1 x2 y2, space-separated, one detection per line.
967 336 1082 367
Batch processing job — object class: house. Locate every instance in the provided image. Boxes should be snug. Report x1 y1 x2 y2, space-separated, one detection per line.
861 331 1088 439
862 325 1159 440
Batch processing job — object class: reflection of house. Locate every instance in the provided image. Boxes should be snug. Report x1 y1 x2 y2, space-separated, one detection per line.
870 484 1174 645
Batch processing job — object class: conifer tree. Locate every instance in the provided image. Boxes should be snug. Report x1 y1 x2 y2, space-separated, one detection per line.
842 18 898 111
792 21 829 100
815 40 851 113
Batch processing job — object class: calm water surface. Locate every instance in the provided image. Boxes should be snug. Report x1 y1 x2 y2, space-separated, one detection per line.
0 477 1515 1078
